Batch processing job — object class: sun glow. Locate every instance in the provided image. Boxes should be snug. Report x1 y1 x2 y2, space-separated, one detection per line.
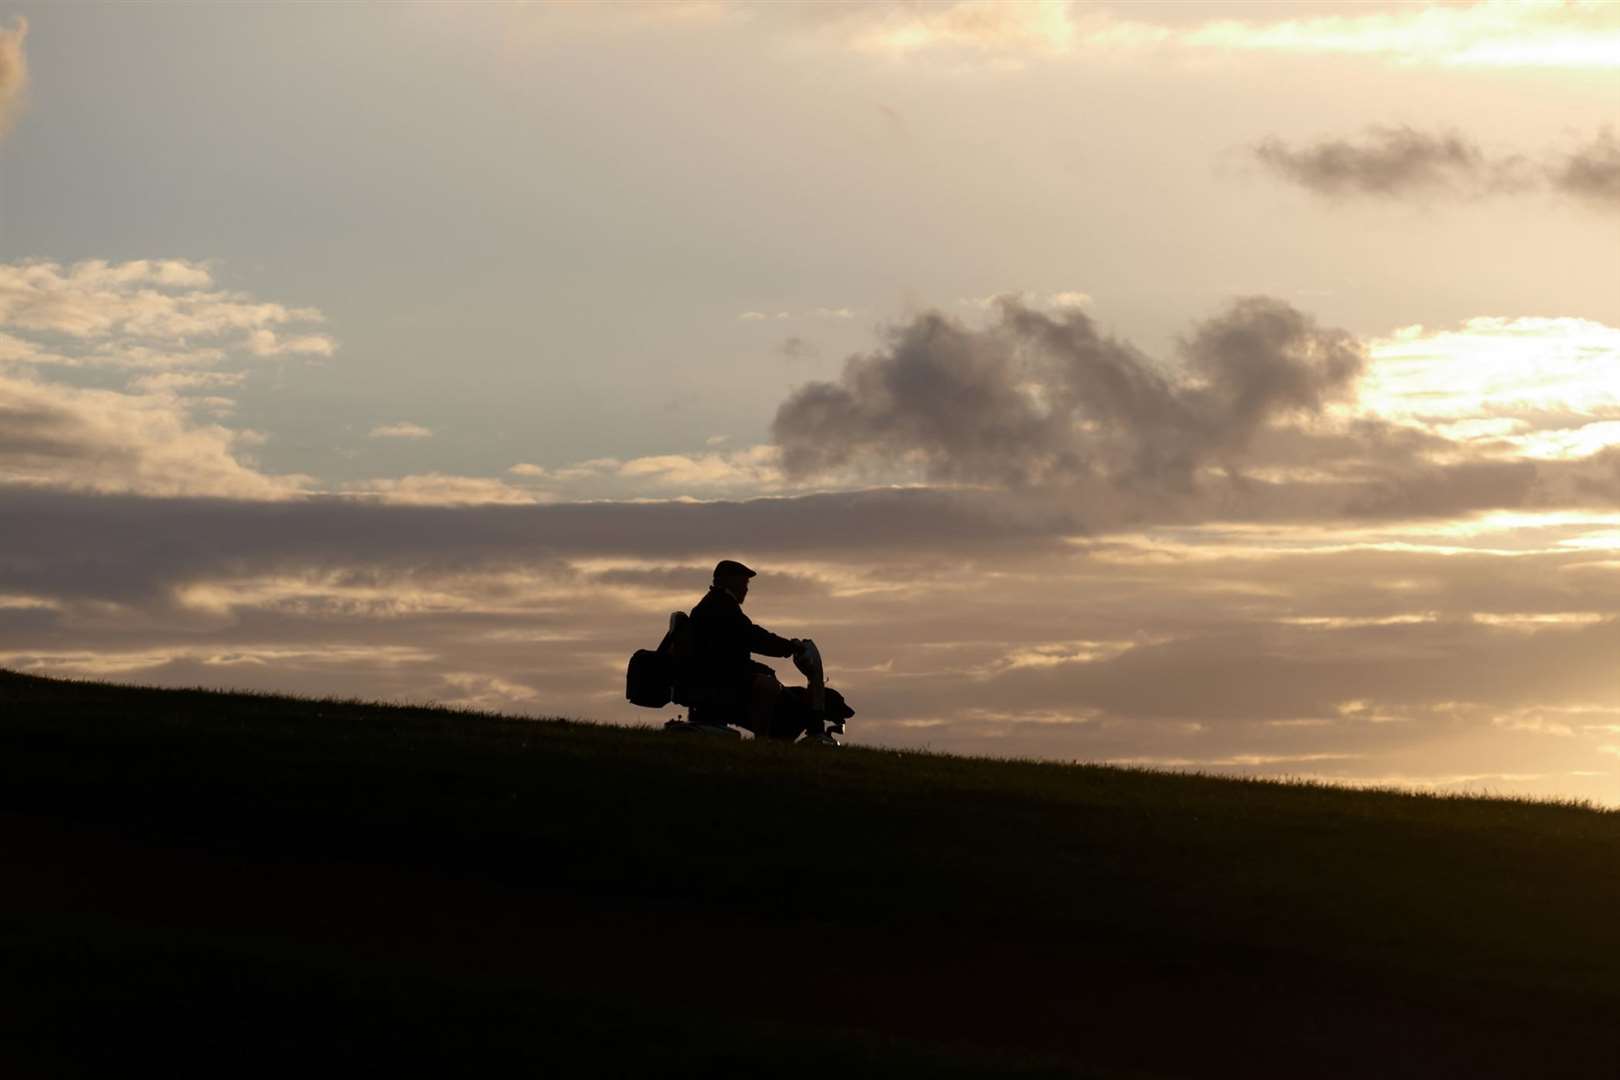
1186 0 1620 68
1350 318 1620 442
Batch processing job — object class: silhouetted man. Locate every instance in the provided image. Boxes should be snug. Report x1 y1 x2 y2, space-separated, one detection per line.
688 559 804 736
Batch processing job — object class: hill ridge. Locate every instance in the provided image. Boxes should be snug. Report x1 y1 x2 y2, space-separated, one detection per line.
5 668 1619 1077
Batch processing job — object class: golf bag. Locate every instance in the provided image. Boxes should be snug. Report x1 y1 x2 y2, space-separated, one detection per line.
624 612 691 708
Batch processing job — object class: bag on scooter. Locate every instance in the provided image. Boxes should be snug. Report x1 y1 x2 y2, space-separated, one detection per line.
625 648 672 707
625 612 692 708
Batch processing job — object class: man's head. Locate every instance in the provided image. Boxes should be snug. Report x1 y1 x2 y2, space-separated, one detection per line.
713 558 755 603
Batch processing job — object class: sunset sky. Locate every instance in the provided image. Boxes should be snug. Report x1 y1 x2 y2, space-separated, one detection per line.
5 1 1620 802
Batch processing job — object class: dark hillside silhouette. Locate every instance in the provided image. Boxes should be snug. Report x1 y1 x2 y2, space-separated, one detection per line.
5 669 1620 1077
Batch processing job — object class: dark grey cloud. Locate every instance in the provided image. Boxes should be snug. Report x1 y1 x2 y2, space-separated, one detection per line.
1250 126 1527 198
1253 125 1620 208
6 430 1616 618
1552 129 1620 207
1340 461 1541 519
771 296 1363 491
0 398 83 459
0 485 1077 607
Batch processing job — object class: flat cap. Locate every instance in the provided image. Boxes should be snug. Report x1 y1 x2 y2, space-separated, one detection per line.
713 559 756 580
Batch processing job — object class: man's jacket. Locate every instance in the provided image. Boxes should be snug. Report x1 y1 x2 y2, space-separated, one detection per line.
687 585 796 689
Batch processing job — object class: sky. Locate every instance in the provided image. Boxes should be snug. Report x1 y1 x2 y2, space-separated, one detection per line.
5 0 1620 802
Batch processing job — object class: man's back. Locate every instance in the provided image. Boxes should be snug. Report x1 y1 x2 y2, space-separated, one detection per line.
689 585 752 687
688 584 795 689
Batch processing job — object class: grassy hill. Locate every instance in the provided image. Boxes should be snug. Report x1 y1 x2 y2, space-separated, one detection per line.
5 668 1620 1077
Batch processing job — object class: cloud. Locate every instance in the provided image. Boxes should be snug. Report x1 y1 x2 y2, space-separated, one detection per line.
0 486 1070 602
614 444 783 490
505 440 913 505
661 1 1620 70
342 472 543 506
772 295 1363 490
958 291 1091 312
128 371 247 396
763 304 1620 527
0 259 336 365
502 443 854 501
438 671 543 712
1551 129 1620 207
0 16 24 138
245 328 338 358
1252 126 1620 209
362 442 892 504
841 0 1100 60
1350 316 1620 438
369 421 433 440
0 369 309 499
1181 0 1620 69
0 259 333 344
13 254 1616 518
1252 127 1530 199
0 258 338 499
15 487 1620 802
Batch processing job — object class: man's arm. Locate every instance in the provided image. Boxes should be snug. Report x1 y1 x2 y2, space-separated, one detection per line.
747 620 799 659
